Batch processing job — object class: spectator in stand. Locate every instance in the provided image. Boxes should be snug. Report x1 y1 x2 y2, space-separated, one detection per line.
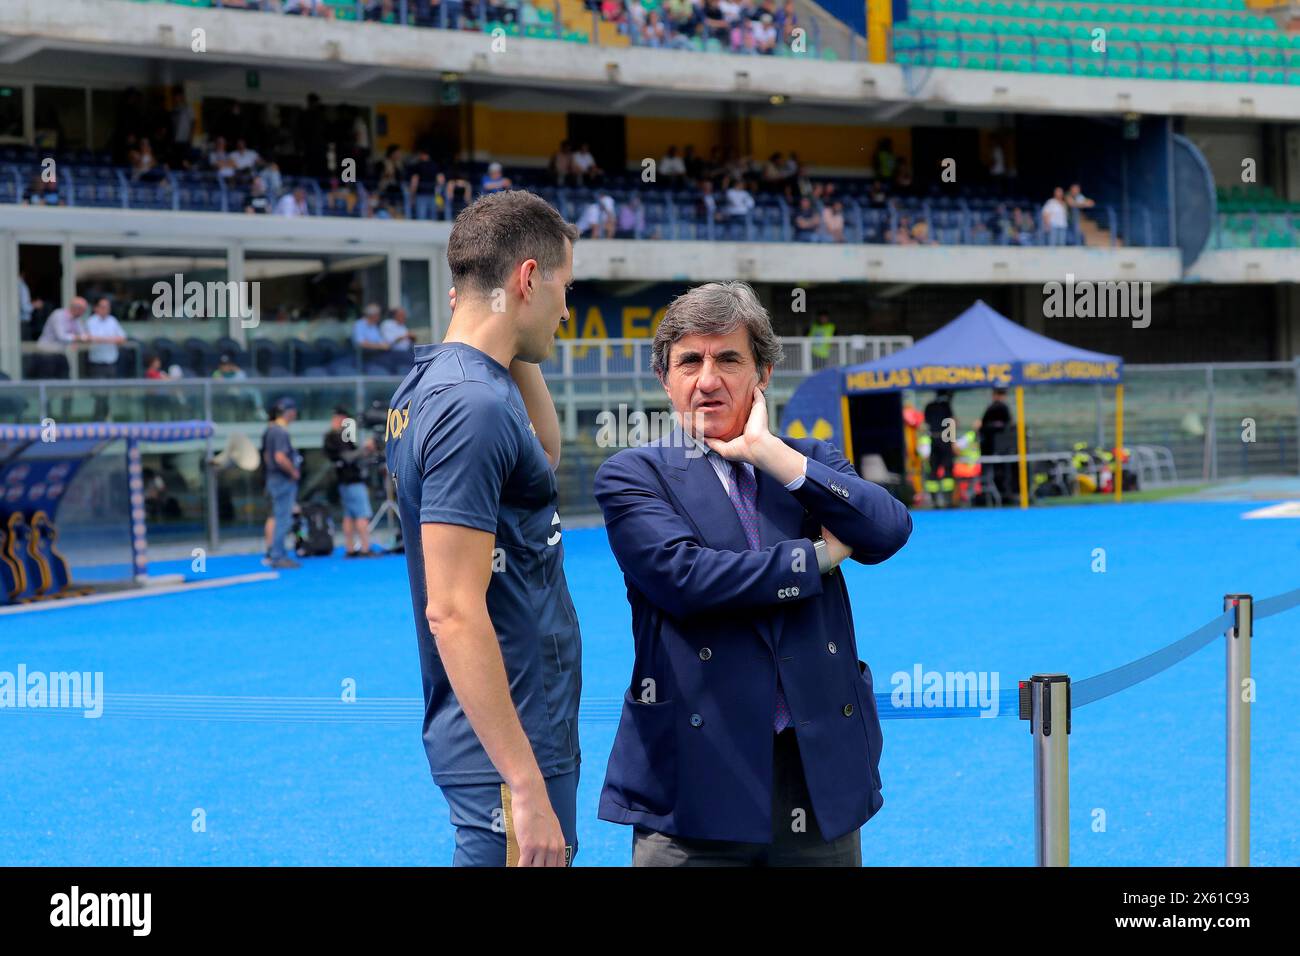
84 297 127 411
24 173 60 206
352 303 392 371
867 179 889 208
577 191 617 239
209 136 237 181
1066 182 1096 243
407 146 442 220
775 0 798 46
212 353 248 380
1013 207 1037 245
549 140 574 186
988 138 1007 179
230 138 261 182
760 152 787 194
443 168 474 206
894 158 913 192
37 297 89 366
275 186 310 216
480 161 513 193
571 143 603 185
599 0 624 25
17 271 42 342
261 160 284 197
283 0 334 16
793 196 820 241
723 177 756 236
659 145 687 188
297 93 328 179
129 138 165 183
365 0 397 21
682 144 703 180
381 306 417 351
641 9 669 46
703 144 726 182
487 0 519 24
375 145 406 213
789 161 814 201
661 0 694 36
616 194 647 238
722 148 750 184
822 199 846 243
697 178 721 234
245 176 272 214
751 13 778 54
873 138 896 182
144 354 173 380
1041 186 1069 246
169 85 194 167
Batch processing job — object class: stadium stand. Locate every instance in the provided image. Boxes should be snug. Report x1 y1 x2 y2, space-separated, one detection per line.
893 0 1300 83
127 0 843 58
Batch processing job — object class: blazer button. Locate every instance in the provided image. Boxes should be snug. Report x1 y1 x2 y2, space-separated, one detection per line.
842 703 855 717
827 641 838 654
689 713 704 728
699 647 712 661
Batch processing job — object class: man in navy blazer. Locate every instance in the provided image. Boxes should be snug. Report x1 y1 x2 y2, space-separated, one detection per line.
594 281 913 866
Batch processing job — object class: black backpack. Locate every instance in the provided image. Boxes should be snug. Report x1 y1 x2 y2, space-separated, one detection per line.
293 502 336 557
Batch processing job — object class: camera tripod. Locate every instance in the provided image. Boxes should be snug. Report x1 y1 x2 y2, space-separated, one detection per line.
369 463 404 554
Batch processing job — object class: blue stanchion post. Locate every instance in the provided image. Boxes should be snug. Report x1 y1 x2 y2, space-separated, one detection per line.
1225 594 1251 867
1020 673 1070 866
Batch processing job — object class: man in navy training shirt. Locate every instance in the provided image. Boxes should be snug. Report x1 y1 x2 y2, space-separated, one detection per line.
385 191 581 867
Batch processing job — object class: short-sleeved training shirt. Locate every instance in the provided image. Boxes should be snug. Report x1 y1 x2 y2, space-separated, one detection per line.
385 342 581 786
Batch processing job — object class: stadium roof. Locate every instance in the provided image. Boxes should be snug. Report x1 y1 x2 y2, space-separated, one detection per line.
841 300 1124 393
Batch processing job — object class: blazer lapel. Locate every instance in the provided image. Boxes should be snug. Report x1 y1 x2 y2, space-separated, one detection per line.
661 427 749 553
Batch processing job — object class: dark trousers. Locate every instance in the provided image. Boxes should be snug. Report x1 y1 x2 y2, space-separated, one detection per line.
631 728 862 867
87 362 117 420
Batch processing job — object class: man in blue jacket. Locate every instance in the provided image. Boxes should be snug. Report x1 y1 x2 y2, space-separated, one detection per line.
594 281 913 866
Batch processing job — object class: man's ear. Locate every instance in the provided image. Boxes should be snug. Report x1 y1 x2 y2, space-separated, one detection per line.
757 364 773 390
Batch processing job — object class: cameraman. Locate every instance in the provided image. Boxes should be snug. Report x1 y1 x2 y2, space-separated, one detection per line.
325 405 377 558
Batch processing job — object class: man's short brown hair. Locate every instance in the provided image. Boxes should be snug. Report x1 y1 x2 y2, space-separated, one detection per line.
447 190 579 295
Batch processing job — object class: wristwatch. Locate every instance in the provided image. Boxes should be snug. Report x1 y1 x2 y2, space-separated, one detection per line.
813 537 831 574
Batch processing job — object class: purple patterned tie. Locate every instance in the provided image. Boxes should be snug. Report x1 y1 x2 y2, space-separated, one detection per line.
726 459 792 733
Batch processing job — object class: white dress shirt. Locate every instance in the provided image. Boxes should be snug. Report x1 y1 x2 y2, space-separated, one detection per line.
682 429 807 493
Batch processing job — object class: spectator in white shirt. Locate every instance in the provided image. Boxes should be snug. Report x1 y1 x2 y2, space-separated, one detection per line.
81 298 125 418
576 192 617 238
275 186 310 217
751 13 777 54
230 138 261 178
380 306 416 351
572 143 603 185
659 146 687 187
209 136 236 180
723 179 756 238
1041 187 1069 245
85 297 127 374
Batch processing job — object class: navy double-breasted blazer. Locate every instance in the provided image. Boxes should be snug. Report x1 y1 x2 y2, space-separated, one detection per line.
593 429 912 843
